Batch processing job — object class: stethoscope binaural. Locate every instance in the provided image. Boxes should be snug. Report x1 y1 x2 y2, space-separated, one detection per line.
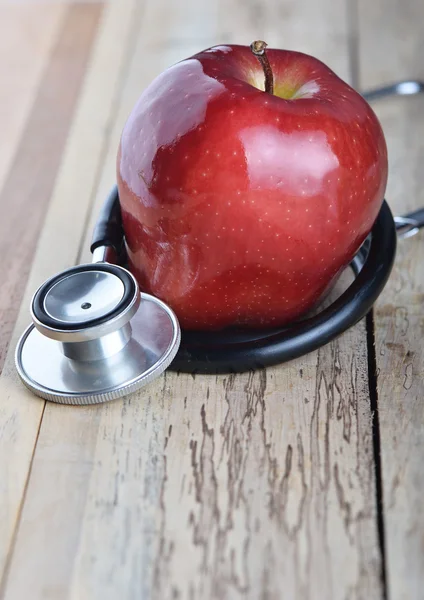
15 81 424 404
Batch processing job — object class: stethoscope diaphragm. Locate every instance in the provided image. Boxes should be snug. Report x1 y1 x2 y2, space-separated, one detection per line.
15 263 180 404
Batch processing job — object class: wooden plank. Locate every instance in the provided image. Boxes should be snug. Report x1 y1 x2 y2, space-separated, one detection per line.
0 0 140 593
0 2 103 372
0 3 66 188
357 0 424 598
0 1 384 599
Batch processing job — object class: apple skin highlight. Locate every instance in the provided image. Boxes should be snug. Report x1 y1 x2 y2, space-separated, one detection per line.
117 44 388 330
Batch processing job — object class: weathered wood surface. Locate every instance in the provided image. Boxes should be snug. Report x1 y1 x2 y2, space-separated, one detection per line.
0 0 422 598
358 0 424 598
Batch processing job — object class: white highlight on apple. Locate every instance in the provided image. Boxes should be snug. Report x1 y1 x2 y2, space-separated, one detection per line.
240 126 339 193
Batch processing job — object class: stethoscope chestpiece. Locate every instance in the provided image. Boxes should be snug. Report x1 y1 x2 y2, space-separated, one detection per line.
15 263 180 405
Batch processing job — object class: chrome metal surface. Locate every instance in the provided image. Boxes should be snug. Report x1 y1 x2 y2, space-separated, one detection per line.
363 79 424 102
16 293 181 404
395 80 424 95
364 79 424 242
32 264 140 343
43 270 124 324
62 322 132 361
92 245 117 264
394 216 421 239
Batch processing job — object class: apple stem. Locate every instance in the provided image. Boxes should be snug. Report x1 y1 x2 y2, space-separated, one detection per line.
250 40 274 95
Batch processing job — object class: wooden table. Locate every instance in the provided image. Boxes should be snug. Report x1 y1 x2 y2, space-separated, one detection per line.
0 1 423 598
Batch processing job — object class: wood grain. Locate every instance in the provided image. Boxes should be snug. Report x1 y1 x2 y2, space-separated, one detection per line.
357 0 424 598
0 2 103 373
0 3 65 189
4 0 424 597
0 0 140 593
0 0 384 599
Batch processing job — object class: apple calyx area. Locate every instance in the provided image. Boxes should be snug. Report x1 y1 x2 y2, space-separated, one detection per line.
250 40 274 95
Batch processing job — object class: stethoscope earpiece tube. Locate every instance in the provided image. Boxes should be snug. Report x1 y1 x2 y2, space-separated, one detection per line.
402 207 424 224
394 207 424 239
362 80 424 102
90 186 123 255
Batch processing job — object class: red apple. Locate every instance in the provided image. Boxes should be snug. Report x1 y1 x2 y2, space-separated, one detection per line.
117 43 387 330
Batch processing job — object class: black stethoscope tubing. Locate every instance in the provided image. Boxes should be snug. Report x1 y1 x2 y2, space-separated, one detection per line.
90 81 424 374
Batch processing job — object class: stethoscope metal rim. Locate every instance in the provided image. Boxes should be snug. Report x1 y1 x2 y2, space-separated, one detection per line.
31 263 140 343
15 291 181 404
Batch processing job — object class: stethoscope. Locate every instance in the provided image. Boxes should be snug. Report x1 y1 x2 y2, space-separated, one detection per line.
15 80 424 404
